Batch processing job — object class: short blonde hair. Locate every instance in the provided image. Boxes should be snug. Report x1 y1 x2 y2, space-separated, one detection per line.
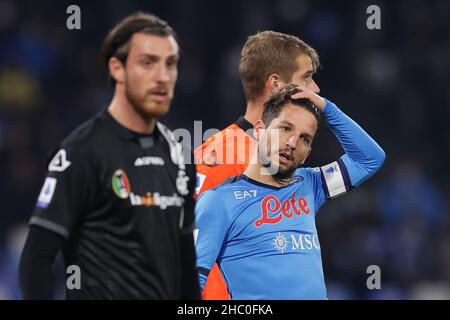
239 31 320 101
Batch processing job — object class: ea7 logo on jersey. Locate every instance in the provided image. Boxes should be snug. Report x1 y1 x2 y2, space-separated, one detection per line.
234 190 257 200
49 149 71 172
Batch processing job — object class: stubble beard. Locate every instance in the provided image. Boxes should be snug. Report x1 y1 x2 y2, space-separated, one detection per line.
124 81 170 121
258 143 297 180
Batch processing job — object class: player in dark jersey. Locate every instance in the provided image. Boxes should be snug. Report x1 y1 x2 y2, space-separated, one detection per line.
19 12 200 300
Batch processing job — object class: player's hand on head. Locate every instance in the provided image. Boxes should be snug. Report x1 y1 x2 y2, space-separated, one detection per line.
290 85 326 111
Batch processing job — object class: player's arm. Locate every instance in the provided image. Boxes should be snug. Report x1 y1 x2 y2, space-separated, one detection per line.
179 164 201 300
292 86 385 199
19 146 97 299
19 226 65 299
321 99 385 187
322 100 386 187
194 190 231 291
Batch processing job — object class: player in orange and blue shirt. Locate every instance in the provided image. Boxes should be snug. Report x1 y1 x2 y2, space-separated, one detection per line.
195 84 385 299
194 31 321 299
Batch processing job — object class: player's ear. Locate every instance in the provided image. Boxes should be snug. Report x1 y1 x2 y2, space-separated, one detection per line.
254 120 265 140
267 74 282 92
109 57 125 84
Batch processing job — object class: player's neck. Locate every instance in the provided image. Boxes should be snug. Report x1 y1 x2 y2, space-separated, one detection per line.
244 97 266 125
108 90 156 135
244 163 292 188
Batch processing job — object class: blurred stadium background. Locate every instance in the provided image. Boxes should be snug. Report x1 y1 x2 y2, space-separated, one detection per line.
0 0 449 299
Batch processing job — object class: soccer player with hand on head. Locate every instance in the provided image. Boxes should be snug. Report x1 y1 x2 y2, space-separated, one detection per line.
195 84 385 299
195 31 321 299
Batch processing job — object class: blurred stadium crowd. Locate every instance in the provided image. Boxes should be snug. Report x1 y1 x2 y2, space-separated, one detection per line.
0 0 449 299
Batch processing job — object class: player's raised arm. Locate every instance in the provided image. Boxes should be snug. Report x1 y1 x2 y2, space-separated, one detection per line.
194 189 231 291
292 86 386 194
322 99 385 185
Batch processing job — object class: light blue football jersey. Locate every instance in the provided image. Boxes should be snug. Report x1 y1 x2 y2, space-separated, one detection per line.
195 100 386 299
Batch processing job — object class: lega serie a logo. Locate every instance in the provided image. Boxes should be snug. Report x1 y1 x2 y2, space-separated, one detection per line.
112 169 131 199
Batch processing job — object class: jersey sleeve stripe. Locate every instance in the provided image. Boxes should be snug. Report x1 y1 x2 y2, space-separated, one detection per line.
29 217 69 239
197 266 210 277
319 170 331 199
337 157 352 192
